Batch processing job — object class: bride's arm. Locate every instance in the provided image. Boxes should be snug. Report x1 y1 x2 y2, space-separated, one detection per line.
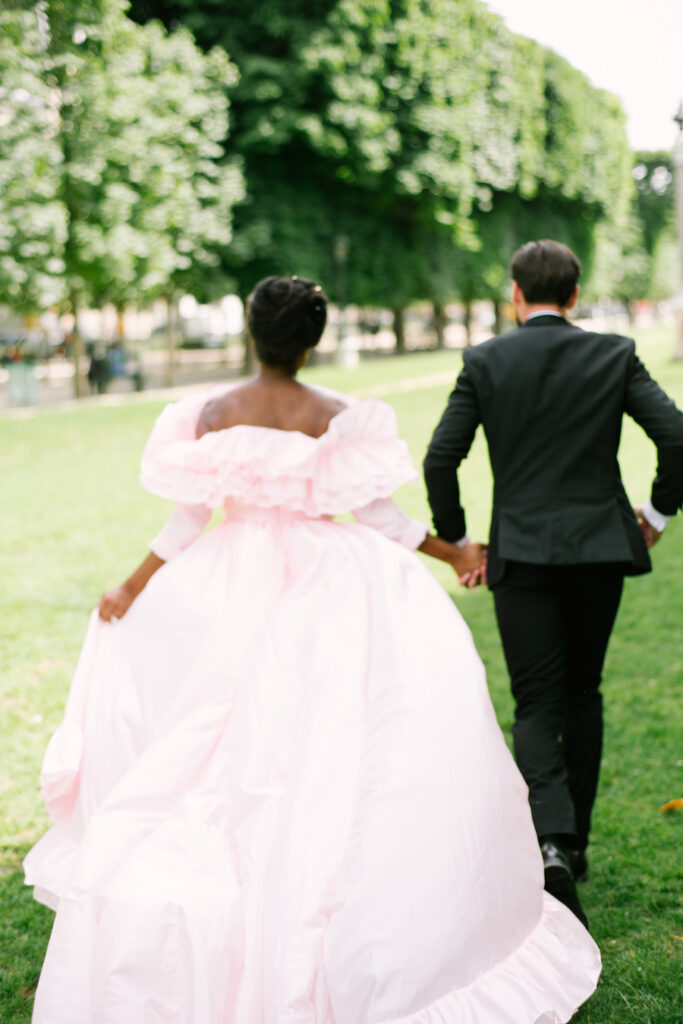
148 502 212 560
99 552 166 621
98 502 211 620
351 497 427 549
351 498 484 581
417 533 485 582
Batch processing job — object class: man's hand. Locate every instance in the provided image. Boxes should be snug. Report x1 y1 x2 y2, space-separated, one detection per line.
635 506 663 549
98 583 137 621
452 541 488 588
416 533 487 585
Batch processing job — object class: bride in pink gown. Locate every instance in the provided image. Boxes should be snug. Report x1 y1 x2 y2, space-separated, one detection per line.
25 276 600 1023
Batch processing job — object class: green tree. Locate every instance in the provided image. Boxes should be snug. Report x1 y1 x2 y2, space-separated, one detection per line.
451 40 631 326
584 217 650 320
1 0 243 394
128 0 634 356
649 235 679 303
632 151 675 257
585 152 677 311
130 0 342 366
305 4 632 334
0 8 65 313
88 19 244 383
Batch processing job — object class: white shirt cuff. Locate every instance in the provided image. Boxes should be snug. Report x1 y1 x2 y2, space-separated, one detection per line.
641 499 669 533
454 534 469 547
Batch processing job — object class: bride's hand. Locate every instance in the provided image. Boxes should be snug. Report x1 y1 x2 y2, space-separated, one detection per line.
453 543 487 588
97 553 165 621
99 584 137 621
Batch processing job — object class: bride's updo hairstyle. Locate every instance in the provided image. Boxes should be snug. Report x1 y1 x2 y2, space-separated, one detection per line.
247 275 327 373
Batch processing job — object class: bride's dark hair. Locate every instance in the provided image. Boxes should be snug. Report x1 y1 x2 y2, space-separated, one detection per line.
247 276 327 373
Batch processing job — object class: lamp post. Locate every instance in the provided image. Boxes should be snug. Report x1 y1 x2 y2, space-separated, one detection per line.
673 102 683 360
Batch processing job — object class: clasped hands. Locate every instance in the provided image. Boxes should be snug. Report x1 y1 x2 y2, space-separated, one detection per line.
452 540 488 589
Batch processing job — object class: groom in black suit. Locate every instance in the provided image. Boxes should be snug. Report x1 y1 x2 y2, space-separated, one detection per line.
424 240 683 926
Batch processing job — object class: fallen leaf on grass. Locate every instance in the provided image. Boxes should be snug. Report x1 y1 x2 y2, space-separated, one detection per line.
672 935 683 943
659 798 683 812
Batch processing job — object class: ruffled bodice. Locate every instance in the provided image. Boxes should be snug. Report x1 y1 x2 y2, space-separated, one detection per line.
139 387 418 516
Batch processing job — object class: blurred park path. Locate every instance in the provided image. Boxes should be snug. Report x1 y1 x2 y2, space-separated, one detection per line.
1 314 673 416
0 346 245 414
0 330 467 414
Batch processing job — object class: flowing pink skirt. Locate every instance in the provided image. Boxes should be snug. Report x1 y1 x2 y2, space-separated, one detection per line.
25 509 600 1023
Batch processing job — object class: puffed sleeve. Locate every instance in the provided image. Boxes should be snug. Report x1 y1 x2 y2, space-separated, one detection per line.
149 503 212 561
352 497 428 550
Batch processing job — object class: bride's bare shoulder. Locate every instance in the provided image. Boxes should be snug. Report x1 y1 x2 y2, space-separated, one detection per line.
195 384 250 438
301 386 351 434
194 380 352 439
304 384 351 413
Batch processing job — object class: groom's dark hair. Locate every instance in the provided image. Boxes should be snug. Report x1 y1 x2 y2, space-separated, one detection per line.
510 240 581 307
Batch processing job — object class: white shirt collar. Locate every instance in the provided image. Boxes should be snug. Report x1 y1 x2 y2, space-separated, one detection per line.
525 310 564 321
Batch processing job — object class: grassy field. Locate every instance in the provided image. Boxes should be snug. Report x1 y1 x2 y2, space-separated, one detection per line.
1 327 682 1022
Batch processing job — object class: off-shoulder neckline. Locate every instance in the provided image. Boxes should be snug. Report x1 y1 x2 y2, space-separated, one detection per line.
195 389 358 443
140 392 413 512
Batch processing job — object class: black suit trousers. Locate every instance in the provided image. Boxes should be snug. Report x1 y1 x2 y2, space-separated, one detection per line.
492 561 625 849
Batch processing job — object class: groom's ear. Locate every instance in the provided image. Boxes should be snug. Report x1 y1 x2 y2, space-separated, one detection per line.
566 286 579 311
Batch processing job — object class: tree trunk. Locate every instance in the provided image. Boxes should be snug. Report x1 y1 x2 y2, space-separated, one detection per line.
56 44 86 399
463 300 473 347
393 307 406 355
493 300 505 335
239 291 256 375
69 291 86 398
116 304 126 341
165 293 176 387
433 301 446 350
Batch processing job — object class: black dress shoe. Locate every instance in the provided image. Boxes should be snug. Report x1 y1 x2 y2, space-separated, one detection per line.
566 847 589 883
540 841 589 930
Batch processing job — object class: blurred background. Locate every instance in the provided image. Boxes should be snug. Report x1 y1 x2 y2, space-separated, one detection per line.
1 0 682 408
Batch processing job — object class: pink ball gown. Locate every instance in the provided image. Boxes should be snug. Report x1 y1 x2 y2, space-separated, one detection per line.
25 388 600 1024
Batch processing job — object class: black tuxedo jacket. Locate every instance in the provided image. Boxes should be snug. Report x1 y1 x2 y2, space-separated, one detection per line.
424 315 683 586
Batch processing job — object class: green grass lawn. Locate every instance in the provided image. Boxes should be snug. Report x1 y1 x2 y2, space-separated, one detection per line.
1 325 682 1022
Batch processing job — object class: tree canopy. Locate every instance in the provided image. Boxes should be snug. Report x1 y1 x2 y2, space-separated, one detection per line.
586 150 678 312
0 0 654 379
128 0 633 315
0 0 244 389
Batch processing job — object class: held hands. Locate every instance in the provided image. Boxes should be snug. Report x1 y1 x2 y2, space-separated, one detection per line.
452 541 488 588
98 583 137 621
634 506 662 549
416 534 486 585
